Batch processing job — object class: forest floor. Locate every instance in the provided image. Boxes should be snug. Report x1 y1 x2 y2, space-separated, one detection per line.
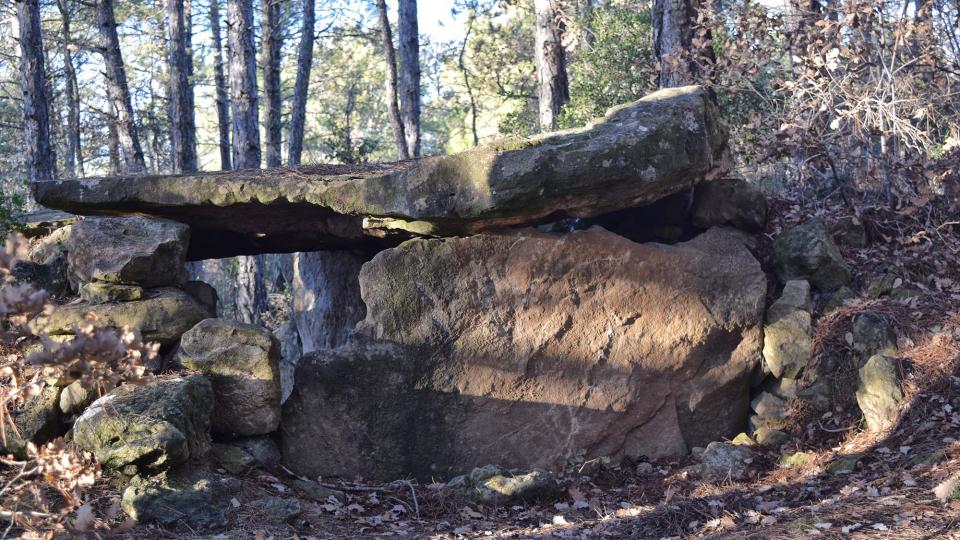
13 187 960 540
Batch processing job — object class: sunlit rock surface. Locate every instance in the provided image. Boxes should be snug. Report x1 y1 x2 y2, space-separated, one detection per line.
33 86 728 259
282 226 765 480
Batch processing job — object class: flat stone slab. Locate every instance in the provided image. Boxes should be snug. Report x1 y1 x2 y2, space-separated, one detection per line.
32 86 728 259
16 209 79 237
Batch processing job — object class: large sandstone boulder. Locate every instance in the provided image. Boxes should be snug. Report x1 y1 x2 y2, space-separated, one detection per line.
773 218 851 291
177 319 281 436
33 86 728 259
67 216 189 287
282 226 766 480
33 287 211 345
73 375 213 475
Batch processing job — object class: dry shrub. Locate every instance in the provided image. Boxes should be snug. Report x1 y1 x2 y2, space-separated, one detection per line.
693 1 960 201
0 234 158 537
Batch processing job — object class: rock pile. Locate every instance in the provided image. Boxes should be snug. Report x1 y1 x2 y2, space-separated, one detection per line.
25 85 900 528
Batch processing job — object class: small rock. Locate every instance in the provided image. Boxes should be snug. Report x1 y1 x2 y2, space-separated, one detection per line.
249 496 301 521
865 273 903 299
796 379 833 412
822 286 856 314
749 414 786 432
763 286 813 379
79 282 143 304
177 319 281 436
292 479 345 502
697 442 757 480
779 451 813 469
754 427 790 447
763 377 799 401
68 216 189 287
778 280 812 311
690 178 768 232
59 380 91 415
73 375 213 475
121 469 239 530
211 443 257 474
852 312 898 361
856 355 903 432
445 465 563 505
731 432 755 446
830 216 867 248
0 385 63 459
827 454 862 475
773 218 851 291
183 280 218 317
12 255 71 298
751 392 788 420
232 436 281 469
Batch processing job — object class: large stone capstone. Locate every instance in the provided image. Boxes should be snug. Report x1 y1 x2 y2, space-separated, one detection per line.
282 226 766 480
32 86 728 259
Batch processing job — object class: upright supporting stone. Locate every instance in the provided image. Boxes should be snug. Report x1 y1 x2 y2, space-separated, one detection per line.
282 227 766 480
281 250 368 401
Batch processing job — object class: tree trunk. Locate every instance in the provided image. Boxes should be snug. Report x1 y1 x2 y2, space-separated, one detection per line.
106 112 121 174
458 7 479 146
288 0 315 165
96 0 147 173
652 0 711 89
17 0 56 181
375 0 409 160
166 0 198 173
534 0 569 131
397 0 420 157
235 254 267 324
262 0 283 167
227 0 261 169
57 0 83 177
210 0 231 170
279 249 367 400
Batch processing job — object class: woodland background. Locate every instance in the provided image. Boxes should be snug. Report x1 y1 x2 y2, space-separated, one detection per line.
2 0 960 327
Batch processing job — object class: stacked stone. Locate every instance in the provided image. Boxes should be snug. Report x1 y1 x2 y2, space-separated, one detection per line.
45 216 285 528
27 216 213 346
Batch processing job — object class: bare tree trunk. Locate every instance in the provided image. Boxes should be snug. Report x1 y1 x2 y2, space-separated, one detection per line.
375 0 409 160
166 0 198 173
534 0 569 131
57 0 83 177
235 254 267 324
397 0 420 157
17 0 56 181
652 0 712 89
227 0 261 169
262 0 283 167
458 7 479 146
227 0 264 324
96 0 147 173
106 112 121 174
210 0 231 170
288 0 314 165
